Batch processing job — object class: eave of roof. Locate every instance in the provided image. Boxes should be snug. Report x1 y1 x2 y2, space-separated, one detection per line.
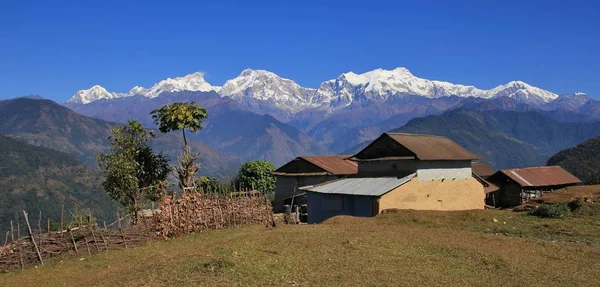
300 174 416 197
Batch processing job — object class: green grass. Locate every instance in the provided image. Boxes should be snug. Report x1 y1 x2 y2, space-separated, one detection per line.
2 209 600 286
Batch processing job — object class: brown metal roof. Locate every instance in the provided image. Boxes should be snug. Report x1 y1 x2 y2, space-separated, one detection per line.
384 133 479 161
473 172 500 194
300 155 358 175
498 166 582 188
472 162 496 178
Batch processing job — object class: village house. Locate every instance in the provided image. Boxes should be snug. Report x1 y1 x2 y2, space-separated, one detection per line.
297 133 486 223
272 155 357 212
487 166 582 207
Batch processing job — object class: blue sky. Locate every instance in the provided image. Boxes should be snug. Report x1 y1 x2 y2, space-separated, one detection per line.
1 0 599 102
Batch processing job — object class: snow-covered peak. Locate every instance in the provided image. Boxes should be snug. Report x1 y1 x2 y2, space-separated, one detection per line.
67 85 125 104
140 72 218 98
220 69 317 112
487 81 558 103
314 67 560 109
127 86 146 96
314 67 490 109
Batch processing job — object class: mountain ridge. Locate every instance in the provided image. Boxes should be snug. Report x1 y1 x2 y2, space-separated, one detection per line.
67 67 566 112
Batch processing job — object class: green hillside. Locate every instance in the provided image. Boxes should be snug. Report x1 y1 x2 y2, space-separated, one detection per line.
547 136 600 184
389 108 600 169
0 135 116 231
0 98 240 179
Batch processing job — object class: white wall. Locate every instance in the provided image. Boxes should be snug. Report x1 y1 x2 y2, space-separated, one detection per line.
415 161 472 181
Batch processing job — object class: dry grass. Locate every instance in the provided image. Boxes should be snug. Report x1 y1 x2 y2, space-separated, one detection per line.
536 185 600 204
2 209 600 286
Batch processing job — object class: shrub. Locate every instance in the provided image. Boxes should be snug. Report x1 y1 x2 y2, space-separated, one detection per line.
530 204 570 218
568 198 585 212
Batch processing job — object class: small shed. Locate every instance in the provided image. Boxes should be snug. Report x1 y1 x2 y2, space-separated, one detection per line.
488 166 582 207
272 155 357 212
301 175 415 223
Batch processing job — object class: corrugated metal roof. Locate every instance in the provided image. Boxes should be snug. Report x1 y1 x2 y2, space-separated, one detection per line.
499 166 581 187
272 172 329 177
300 174 415 196
385 133 480 161
300 155 358 175
472 162 496 178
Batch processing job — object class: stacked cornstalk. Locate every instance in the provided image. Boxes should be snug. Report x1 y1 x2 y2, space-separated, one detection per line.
155 191 274 239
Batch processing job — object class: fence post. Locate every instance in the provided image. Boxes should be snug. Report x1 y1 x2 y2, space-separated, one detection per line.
60 204 64 239
23 210 44 265
10 220 14 242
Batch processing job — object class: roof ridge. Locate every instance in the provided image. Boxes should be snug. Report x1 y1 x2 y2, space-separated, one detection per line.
502 165 561 172
385 132 448 139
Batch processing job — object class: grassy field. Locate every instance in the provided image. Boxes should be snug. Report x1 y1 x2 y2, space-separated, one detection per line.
2 205 600 287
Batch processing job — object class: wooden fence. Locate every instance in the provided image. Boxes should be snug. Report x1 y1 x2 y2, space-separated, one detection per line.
154 190 274 239
1 190 274 271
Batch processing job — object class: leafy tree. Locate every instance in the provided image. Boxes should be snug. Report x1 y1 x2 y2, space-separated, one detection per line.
97 120 169 223
196 176 221 194
150 102 208 191
238 160 276 196
150 102 208 147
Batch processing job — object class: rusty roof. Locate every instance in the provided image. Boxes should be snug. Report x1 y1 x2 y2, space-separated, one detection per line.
358 133 479 161
274 155 358 176
472 162 496 178
300 155 358 175
498 166 581 188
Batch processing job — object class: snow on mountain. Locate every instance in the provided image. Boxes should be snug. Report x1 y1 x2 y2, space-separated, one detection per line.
67 85 125 104
68 72 220 104
485 81 558 104
220 69 317 112
132 72 219 98
312 68 559 110
68 67 561 111
312 67 490 109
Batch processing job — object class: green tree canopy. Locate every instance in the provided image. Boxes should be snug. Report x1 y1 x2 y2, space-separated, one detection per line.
150 102 208 146
97 120 170 222
238 160 276 196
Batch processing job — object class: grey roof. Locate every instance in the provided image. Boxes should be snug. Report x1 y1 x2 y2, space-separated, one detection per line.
299 174 415 196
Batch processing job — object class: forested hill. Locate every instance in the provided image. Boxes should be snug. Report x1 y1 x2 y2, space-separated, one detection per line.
389 108 600 169
547 136 600 184
0 135 116 231
0 97 240 179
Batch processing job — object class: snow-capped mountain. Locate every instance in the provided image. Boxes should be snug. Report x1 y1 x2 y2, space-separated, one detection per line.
220 69 317 112
312 68 559 110
131 72 218 98
486 81 558 105
67 72 219 104
68 85 125 104
68 67 563 111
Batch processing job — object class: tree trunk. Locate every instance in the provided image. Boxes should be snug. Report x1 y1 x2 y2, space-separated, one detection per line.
182 129 188 147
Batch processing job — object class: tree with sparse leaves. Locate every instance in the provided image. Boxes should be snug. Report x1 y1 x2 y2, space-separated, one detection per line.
238 160 276 197
150 102 208 191
97 120 170 223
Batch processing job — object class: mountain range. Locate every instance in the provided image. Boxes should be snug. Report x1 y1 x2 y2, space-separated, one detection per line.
20 67 600 173
68 67 567 117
